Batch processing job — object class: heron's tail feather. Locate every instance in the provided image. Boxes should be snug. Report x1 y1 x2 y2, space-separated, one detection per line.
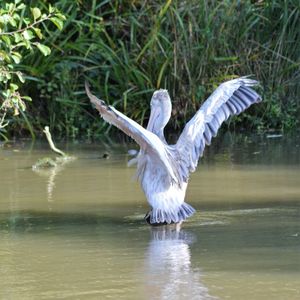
145 202 195 225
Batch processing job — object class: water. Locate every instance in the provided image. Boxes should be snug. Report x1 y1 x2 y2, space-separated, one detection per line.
0 134 299 299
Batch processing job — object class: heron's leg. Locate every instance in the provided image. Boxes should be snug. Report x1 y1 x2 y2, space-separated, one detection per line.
144 211 151 225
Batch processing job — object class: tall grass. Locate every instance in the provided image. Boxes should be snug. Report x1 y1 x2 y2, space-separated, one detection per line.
11 0 300 138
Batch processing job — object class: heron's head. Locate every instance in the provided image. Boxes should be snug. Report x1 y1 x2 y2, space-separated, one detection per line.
147 89 172 137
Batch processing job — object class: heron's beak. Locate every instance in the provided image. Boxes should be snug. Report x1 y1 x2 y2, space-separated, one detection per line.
147 105 160 133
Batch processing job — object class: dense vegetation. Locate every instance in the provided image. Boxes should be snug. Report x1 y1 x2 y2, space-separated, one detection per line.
1 0 299 140
0 0 65 140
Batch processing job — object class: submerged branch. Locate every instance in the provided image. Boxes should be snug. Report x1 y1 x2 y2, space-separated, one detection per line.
43 126 66 157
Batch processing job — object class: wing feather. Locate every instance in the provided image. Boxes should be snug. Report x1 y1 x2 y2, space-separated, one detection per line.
85 82 180 184
175 77 262 180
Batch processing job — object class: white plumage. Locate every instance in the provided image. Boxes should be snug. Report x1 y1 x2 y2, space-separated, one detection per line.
85 77 261 225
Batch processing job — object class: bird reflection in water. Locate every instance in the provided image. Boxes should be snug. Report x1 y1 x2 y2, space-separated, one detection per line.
145 224 217 300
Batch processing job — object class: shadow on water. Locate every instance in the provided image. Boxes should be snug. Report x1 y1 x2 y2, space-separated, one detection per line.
1 206 299 248
0 210 146 233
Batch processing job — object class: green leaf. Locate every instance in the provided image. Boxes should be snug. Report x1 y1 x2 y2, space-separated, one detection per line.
2 89 11 98
16 71 25 83
15 42 27 48
22 96 32 101
31 7 41 21
23 38 31 49
13 13 21 21
11 51 22 64
55 13 66 21
10 83 19 91
0 50 11 63
19 99 26 111
22 29 34 40
5 72 12 81
36 43 51 56
1 35 11 46
16 3 26 10
6 3 14 12
8 16 17 27
33 27 43 39
50 17 64 30
23 18 30 25
49 4 55 14
14 32 22 43
0 51 6 60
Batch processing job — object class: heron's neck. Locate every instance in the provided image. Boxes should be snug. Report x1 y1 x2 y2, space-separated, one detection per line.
157 129 167 144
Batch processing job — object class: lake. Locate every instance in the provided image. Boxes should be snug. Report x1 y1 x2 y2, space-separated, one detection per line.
0 133 299 299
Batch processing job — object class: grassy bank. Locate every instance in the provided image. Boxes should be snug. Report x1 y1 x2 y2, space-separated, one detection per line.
4 0 300 139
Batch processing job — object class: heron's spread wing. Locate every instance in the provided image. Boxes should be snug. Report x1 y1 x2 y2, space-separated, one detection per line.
85 82 180 184
175 77 261 181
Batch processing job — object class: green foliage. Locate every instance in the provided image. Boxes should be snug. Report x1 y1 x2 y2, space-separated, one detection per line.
3 0 300 139
0 0 65 139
